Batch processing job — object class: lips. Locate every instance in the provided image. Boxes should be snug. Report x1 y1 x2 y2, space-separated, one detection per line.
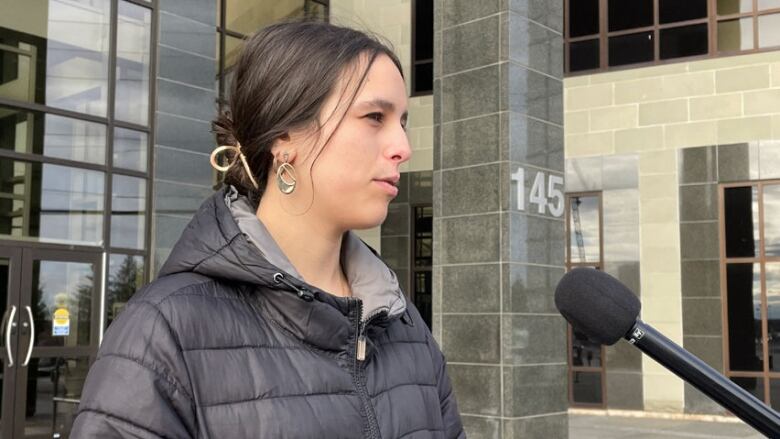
373 175 400 196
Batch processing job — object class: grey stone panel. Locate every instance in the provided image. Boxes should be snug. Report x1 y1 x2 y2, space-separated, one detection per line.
441 114 501 169
603 189 640 227
680 221 719 260
441 65 500 123
565 156 603 192
602 154 639 190
442 15 499 76
433 171 442 217
502 63 563 125
441 164 501 216
509 0 564 33
159 0 217 26
759 140 780 179
153 180 213 217
685 383 729 415
718 143 759 183
681 260 721 298
443 0 502 28
682 297 723 336
158 45 217 91
502 213 565 266
409 171 433 205
156 112 215 155
502 414 568 439
503 113 564 171
502 315 568 365
433 124 442 171
159 11 216 59
433 78 442 123
394 173 410 204
439 214 501 264
501 263 563 314
503 364 568 417
442 264 501 313
684 335 724 372
606 341 642 373
680 184 718 222
500 162 564 213
679 145 717 184
379 235 409 270
461 415 501 439
154 145 214 187
157 79 218 122
502 13 563 78
448 364 502 416
606 371 644 410
395 268 410 298
604 262 640 298
443 315 501 363
382 203 410 236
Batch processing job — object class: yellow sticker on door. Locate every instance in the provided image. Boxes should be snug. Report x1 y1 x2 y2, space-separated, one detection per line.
53 308 70 336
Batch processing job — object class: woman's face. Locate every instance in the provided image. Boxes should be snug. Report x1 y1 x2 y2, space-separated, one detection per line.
278 53 412 231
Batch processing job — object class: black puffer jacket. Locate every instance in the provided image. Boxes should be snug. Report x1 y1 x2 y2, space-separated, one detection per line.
71 187 465 438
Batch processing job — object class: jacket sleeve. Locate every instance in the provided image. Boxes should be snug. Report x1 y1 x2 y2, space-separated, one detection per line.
71 299 197 439
423 322 466 439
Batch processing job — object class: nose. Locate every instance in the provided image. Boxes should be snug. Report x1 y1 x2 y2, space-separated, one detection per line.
386 128 412 164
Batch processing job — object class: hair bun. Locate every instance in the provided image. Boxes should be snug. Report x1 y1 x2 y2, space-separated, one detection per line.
211 109 238 147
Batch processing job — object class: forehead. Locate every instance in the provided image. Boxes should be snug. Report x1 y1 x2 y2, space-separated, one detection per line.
351 54 407 107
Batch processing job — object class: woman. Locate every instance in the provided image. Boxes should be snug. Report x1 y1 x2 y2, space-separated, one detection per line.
71 21 465 439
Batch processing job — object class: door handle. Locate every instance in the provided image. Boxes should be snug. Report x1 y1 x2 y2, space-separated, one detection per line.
5 305 16 367
22 306 33 367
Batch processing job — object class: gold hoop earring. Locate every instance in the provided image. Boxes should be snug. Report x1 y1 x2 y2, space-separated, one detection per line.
276 153 297 194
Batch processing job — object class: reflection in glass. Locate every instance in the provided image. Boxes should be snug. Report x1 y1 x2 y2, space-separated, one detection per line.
0 159 104 244
718 18 755 52
413 271 431 330
572 329 601 367
724 186 759 258
764 185 780 256
32 261 93 348
115 1 151 126
0 257 7 421
225 0 326 36
718 0 753 15
568 196 600 264
732 376 764 401
572 371 602 404
24 357 90 438
0 106 106 164
111 174 146 250
765 264 780 371
414 206 432 267
105 254 144 329
660 24 708 60
568 0 599 37
727 263 763 371
758 13 780 48
113 127 147 172
0 0 111 116
771 380 780 411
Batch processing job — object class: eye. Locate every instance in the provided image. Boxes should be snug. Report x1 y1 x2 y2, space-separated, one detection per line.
365 112 384 124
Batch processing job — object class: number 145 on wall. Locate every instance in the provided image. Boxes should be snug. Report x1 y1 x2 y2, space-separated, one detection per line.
511 167 564 218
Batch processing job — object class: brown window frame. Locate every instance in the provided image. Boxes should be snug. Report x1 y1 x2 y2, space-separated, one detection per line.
719 179 780 405
565 192 607 408
564 0 780 76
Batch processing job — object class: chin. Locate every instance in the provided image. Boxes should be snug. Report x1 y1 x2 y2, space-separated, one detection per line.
348 206 389 230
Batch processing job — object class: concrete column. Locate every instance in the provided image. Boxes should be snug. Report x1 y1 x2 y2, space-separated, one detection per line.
433 1 567 437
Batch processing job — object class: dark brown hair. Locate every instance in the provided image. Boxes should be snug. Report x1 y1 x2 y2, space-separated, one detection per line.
212 21 404 204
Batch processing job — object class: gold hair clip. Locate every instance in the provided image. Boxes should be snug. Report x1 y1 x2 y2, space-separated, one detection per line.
209 142 260 189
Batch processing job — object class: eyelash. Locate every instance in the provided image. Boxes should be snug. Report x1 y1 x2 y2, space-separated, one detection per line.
365 112 408 131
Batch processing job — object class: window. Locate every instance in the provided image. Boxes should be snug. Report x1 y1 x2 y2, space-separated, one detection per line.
412 0 433 95
565 0 780 74
411 205 432 329
565 192 606 407
721 181 780 409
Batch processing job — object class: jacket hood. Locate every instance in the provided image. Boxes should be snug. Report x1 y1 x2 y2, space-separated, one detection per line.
158 186 407 323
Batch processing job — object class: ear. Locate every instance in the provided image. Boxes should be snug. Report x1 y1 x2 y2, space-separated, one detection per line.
270 133 298 165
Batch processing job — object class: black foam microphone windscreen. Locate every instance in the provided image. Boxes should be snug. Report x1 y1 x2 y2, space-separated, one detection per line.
554 268 641 345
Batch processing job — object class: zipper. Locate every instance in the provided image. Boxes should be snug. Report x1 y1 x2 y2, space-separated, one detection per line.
353 298 381 439
272 273 314 301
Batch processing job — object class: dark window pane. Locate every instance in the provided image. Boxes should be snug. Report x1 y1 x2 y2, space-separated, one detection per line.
724 186 759 258
569 0 600 37
571 329 602 367
727 263 763 372
413 271 432 329
764 185 780 256
718 0 753 15
31 260 94 347
660 0 708 23
771 379 780 410
660 24 709 60
766 264 780 372
718 18 755 52
731 376 764 401
105 254 145 329
568 196 600 263
758 13 780 48
414 0 434 60
608 0 653 32
111 174 146 250
572 371 602 404
569 39 600 72
609 32 654 66
413 61 433 95
414 205 432 267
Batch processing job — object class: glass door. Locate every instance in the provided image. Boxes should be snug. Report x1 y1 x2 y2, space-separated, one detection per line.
0 247 22 439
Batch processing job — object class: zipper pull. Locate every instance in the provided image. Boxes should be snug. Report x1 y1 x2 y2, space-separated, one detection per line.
273 273 315 301
357 335 366 361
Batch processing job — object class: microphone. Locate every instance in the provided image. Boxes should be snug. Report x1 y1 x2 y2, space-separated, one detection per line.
555 268 780 437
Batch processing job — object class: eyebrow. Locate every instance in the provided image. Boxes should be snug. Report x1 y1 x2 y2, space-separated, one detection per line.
358 98 408 120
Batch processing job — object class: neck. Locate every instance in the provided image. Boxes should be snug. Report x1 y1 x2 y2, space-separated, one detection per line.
256 192 352 297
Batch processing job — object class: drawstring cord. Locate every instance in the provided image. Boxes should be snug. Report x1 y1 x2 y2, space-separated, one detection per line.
273 272 315 302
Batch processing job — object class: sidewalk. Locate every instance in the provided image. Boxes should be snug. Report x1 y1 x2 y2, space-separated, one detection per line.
570 413 765 438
